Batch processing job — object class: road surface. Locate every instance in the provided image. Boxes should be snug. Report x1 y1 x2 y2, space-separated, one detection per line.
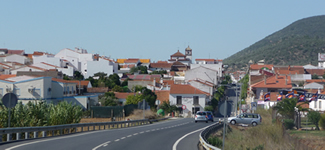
0 118 217 150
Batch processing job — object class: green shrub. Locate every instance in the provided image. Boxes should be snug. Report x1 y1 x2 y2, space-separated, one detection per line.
307 110 321 130
207 136 223 148
204 106 214 111
283 119 295 130
319 113 325 130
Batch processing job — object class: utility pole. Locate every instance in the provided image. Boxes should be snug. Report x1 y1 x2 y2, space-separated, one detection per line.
235 83 238 116
222 96 227 150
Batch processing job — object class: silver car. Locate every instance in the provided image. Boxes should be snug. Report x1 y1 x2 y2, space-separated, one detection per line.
228 113 262 126
195 111 208 123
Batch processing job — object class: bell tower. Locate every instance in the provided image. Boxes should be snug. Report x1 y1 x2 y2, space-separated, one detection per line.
185 45 192 63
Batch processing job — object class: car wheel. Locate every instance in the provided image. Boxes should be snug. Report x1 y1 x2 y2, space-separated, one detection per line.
252 122 257 126
230 120 236 125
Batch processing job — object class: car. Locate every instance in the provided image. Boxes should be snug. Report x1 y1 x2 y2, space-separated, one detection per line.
206 111 214 122
227 113 262 126
195 111 208 123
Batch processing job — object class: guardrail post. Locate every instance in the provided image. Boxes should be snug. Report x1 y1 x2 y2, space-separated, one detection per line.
25 132 29 139
7 134 11 142
74 127 77 133
0 133 2 143
81 126 83 132
42 131 46 137
60 129 62 135
68 128 70 134
16 132 21 140
93 125 95 130
103 125 106 130
52 130 55 136
87 126 89 131
33 131 38 138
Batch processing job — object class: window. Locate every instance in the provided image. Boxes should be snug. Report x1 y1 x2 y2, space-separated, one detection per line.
176 96 182 105
193 96 199 105
320 101 322 109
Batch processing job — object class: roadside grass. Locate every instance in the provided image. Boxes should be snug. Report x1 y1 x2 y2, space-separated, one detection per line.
289 130 325 137
223 109 294 150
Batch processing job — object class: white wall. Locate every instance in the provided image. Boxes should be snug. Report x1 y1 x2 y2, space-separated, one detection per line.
188 81 212 95
86 59 115 78
185 67 218 84
190 64 223 78
309 99 325 111
33 55 61 67
169 93 207 118
5 54 28 64
10 66 44 74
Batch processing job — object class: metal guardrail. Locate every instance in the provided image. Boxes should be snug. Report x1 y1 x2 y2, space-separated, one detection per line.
199 123 223 150
0 117 170 144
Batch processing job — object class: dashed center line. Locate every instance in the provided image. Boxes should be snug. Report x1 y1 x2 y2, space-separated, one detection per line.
127 135 132 137
115 139 120 142
134 133 138 135
121 137 126 139
140 131 144 134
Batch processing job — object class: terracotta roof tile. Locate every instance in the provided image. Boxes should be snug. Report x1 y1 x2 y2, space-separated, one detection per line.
171 50 186 57
170 84 209 95
124 58 139 63
250 64 274 70
116 59 127 64
251 75 292 89
306 79 325 83
305 69 325 76
140 59 150 63
0 74 16 80
150 62 173 68
114 92 137 99
7 50 24 55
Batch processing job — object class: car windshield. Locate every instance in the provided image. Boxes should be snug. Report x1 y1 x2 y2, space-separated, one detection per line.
196 112 206 115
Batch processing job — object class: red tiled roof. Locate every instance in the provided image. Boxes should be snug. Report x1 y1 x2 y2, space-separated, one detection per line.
306 69 325 76
195 59 215 62
0 74 16 80
150 62 173 68
163 80 174 85
170 84 209 95
7 50 24 55
171 50 186 57
124 58 139 63
157 61 168 63
52 78 88 85
251 75 292 89
114 92 137 99
274 66 305 74
122 64 135 68
155 90 170 104
250 64 274 70
306 79 325 83
172 61 186 66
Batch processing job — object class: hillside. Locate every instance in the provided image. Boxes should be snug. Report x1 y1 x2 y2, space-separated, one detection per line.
223 15 325 70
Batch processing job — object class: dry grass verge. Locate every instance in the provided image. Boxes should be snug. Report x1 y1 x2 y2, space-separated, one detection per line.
223 109 295 150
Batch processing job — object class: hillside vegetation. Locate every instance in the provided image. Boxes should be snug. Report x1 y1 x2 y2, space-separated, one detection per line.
223 15 325 70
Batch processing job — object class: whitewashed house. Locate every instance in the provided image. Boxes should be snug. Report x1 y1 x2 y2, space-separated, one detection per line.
304 82 324 90
86 57 118 78
185 66 218 85
55 48 94 77
5 54 30 65
0 76 98 109
169 84 209 118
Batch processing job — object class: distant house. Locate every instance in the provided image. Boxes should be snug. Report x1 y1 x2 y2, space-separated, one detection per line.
169 84 209 118
149 61 173 72
304 82 323 89
114 92 137 105
168 49 191 66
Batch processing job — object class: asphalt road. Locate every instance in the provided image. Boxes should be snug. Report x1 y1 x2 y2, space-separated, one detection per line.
0 118 217 150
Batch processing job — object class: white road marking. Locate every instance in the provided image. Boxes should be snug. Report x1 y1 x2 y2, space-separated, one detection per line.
127 135 132 137
134 133 139 135
151 129 155 131
103 144 108 147
139 131 144 134
172 123 217 150
121 137 125 139
115 139 120 142
6 118 179 150
161 128 164 129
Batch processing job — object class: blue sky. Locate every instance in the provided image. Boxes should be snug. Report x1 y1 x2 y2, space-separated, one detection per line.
1 1 325 62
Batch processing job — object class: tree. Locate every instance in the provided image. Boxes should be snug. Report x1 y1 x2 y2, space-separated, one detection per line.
159 101 177 114
100 92 119 106
111 85 123 92
204 106 214 111
319 113 325 130
125 94 143 105
273 98 298 120
130 67 139 74
74 71 84 80
323 73 325 79
141 87 157 108
307 110 321 130
312 74 319 79
63 74 70 80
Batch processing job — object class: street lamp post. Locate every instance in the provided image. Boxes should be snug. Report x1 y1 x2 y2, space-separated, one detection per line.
222 95 227 150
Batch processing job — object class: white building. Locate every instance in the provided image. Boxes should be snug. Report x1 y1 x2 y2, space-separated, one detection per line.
5 54 30 65
190 63 223 79
55 48 94 77
86 57 118 78
0 76 98 109
169 84 209 118
185 66 219 85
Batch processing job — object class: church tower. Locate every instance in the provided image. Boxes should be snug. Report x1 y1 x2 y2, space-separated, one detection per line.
185 45 192 63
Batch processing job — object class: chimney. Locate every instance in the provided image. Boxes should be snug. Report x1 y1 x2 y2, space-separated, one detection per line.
285 75 287 85
288 65 291 71
276 73 278 79
264 75 266 85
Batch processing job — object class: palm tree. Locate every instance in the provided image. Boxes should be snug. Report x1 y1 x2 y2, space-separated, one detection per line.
273 98 309 129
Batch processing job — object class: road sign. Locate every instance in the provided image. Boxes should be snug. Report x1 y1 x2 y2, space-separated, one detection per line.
182 105 186 110
2 93 18 108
